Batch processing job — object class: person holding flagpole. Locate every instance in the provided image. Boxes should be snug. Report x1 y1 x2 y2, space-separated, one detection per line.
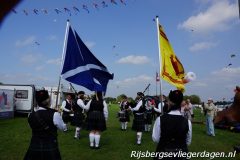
58 20 113 147
84 91 108 149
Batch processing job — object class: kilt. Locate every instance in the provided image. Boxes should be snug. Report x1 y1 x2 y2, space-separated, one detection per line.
119 111 130 122
132 113 145 132
62 112 72 124
86 111 106 131
71 112 85 127
144 111 153 125
24 137 61 160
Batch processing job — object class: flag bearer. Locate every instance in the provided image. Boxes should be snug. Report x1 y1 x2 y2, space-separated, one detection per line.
85 92 108 149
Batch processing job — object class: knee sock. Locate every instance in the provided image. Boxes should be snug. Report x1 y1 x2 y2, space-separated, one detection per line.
94 134 101 147
148 125 151 131
124 122 128 130
121 122 124 129
75 127 81 138
137 132 142 144
145 124 148 131
89 133 95 147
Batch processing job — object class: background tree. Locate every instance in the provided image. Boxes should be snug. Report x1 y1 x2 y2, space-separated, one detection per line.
183 94 201 104
116 94 127 103
105 97 116 104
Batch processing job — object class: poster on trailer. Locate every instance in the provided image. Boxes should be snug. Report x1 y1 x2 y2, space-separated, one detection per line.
0 89 14 119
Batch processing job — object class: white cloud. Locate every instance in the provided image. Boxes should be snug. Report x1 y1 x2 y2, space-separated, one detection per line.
211 67 240 80
115 74 153 86
85 41 96 49
46 58 62 65
116 55 150 64
189 41 217 52
35 65 45 71
194 0 212 4
47 35 57 41
191 81 208 87
0 73 51 86
184 67 240 101
21 54 40 64
178 0 238 33
16 36 36 47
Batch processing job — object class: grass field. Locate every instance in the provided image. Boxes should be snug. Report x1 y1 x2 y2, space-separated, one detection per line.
0 104 240 160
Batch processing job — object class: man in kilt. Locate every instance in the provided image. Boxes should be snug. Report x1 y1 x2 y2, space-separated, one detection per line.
131 92 146 145
24 90 67 160
85 92 108 149
119 95 131 131
144 97 155 132
61 94 73 129
71 91 86 139
152 90 192 160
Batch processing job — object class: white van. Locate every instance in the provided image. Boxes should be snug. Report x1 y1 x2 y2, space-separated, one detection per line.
0 84 36 113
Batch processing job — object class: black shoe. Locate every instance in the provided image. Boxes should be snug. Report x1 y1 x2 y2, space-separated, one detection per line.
233 146 240 153
95 146 100 149
90 146 94 149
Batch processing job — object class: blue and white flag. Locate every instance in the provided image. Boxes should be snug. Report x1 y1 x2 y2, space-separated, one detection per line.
61 21 114 92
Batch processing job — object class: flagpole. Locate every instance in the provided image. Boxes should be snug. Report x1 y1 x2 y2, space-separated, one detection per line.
55 19 70 110
156 75 157 96
155 71 158 96
156 16 164 115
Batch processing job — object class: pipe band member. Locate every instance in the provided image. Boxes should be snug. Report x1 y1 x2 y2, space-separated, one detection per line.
152 90 192 160
131 92 146 145
61 94 73 127
144 97 155 132
24 90 67 160
71 91 86 139
119 95 131 130
85 91 108 149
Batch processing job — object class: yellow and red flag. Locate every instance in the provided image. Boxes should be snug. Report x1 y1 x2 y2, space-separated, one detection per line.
158 25 185 92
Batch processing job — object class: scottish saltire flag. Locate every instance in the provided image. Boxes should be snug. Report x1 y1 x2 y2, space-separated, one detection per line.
61 21 114 92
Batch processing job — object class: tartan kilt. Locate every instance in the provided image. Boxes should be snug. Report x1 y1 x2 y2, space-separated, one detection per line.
71 112 85 127
132 114 145 132
119 111 130 122
24 137 61 160
86 111 106 131
62 112 72 124
144 111 153 124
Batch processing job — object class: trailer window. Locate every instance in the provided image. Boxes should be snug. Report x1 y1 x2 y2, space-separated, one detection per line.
15 90 28 99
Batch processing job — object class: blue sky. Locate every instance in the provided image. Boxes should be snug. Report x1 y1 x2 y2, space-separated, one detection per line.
0 0 239 102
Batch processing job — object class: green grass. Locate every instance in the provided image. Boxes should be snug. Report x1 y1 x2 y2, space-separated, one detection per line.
0 105 240 160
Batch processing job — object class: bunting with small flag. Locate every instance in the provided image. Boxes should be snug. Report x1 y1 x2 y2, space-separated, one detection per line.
158 24 185 92
61 21 114 92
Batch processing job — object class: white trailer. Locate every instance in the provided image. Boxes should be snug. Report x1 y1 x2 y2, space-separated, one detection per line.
0 84 75 113
0 84 36 113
